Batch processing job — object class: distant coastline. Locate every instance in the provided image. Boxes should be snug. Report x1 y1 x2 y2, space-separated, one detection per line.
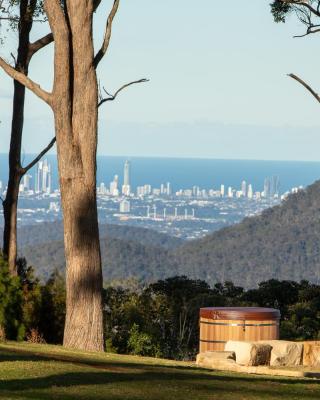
1 154 320 194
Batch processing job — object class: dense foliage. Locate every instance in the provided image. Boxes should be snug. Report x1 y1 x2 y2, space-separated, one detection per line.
105 277 320 359
1 251 320 359
0 254 65 343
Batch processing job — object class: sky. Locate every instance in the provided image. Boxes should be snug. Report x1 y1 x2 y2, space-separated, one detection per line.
1 0 320 161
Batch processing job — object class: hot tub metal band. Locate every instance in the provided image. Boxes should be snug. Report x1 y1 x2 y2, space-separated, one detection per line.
200 320 279 333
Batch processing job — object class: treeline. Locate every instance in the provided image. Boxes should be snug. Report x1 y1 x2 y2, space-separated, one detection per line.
1 255 320 360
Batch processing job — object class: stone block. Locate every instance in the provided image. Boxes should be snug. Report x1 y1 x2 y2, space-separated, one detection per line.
196 351 236 369
303 341 320 367
225 341 272 366
259 340 303 367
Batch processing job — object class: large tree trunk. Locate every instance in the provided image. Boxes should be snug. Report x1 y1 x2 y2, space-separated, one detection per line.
47 0 104 351
2 0 31 275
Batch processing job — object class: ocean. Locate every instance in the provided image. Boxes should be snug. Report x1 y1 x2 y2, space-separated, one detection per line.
1 154 320 194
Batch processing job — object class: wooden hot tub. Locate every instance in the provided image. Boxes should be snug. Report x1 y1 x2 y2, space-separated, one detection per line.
199 307 280 352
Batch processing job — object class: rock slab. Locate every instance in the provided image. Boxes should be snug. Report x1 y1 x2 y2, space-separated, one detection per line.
259 340 303 367
303 341 320 367
196 351 236 369
225 341 272 366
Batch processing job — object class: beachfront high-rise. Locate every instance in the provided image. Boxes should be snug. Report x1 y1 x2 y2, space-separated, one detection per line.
122 160 131 196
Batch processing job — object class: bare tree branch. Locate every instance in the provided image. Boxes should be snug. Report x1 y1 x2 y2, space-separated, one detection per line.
282 0 320 17
288 73 320 103
0 57 52 104
293 27 320 37
22 137 56 174
98 78 149 107
28 33 54 60
18 78 148 173
94 0 120 69
10 52 16 65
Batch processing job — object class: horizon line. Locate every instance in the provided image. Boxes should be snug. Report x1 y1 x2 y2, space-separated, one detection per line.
1 153 320 164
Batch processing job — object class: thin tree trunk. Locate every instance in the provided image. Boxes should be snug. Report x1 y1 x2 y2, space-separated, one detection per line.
2 1 31 275
3 170 22 276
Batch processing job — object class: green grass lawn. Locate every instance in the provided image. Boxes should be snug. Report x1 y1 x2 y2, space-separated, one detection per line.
0 342 319 400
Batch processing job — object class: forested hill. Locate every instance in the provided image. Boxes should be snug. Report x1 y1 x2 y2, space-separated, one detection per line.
173 180 320 287
15 180 320 287
21 236 173 282
15 222 183 250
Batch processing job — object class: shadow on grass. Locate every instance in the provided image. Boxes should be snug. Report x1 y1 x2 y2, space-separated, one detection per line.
0 349 319 400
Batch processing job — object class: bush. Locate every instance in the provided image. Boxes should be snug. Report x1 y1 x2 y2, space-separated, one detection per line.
0 255 24 340
128 323 160 357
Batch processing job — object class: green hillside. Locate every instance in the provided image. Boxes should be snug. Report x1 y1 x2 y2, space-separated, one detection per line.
21 236 173 282
173 181 320 287
0 342 318 400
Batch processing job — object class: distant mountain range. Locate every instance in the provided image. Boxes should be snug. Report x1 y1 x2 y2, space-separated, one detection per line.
8 180 320 287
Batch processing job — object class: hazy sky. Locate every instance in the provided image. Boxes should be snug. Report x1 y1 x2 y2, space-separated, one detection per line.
1 0 320 160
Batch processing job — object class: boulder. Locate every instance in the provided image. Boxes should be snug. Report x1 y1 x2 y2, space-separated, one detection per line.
196 351 236 369
303 341 320 367
225 341 272 366
259 340 303 367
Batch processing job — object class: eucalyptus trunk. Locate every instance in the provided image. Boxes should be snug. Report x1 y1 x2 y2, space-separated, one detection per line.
46 0 104 351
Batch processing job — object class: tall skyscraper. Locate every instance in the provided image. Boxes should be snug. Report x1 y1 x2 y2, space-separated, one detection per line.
124 160 130 185
122 160 131 195
110 175 119 196
35 161 42 193
220 184 225 197
247 184 253 199
264 177 271 198
271 175 280 197
35 159 51 193
241 180 247 197
166 182 171 196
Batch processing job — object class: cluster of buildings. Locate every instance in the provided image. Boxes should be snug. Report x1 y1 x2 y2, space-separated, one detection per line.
0 160 302 213
97 161 283 202
0 159 53 196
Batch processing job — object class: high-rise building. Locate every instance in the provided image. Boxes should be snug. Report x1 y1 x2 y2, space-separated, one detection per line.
122 160 131 195
228 186 233 198
247 184 253 199
263 177 271 198
34 159 51 193
166 182 171 196
124 160 130 186
42 159 51 193
271 175 280 197
35 161 42 193
220 184 225 197
23 174 31 191
241 180 247 197
144 184 152 195
119 199 130 213
98 182 107 195
110 175 119 196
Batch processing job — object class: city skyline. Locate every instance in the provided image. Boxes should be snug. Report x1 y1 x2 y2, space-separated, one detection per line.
0 158 294 202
